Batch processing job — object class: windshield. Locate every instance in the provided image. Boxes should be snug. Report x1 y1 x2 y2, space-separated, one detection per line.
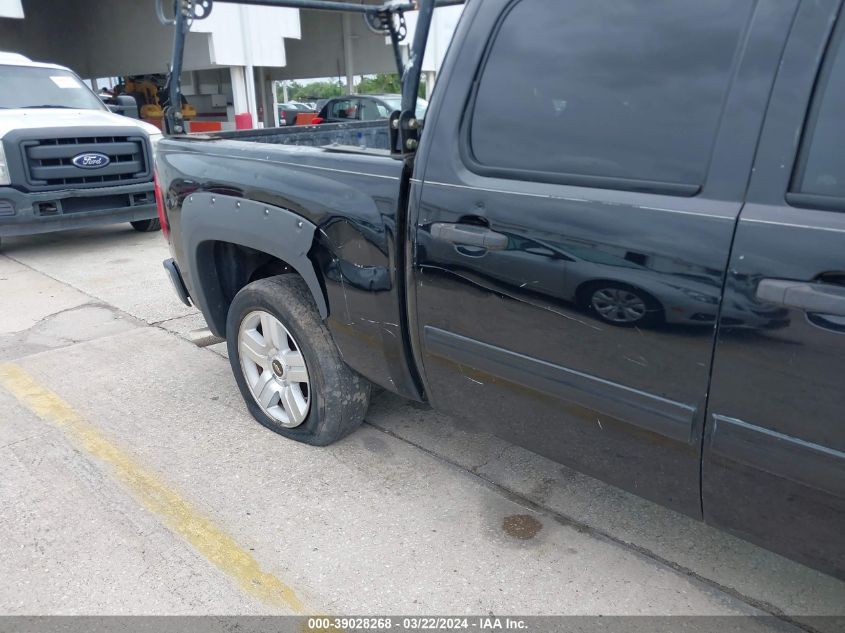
381 96 429 119
0 65 106 110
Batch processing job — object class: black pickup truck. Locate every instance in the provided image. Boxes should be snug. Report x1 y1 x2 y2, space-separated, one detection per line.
157 0 845 579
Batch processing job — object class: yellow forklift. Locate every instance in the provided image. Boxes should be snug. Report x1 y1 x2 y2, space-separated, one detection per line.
119 75 196 129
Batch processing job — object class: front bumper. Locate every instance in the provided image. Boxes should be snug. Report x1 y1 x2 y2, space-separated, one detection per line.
0 182 156 237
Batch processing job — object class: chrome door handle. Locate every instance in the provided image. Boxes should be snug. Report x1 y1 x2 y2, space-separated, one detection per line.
430 223 508 251
756 279 845 316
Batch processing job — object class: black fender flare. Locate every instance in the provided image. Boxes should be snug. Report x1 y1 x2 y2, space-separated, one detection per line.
180 192 328 335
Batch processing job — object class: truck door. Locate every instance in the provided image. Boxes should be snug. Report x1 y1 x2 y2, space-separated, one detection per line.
409 0 798 516
704 0 845 578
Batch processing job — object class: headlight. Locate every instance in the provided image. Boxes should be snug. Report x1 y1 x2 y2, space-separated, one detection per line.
149 133 163 167
681 288 719 304
0 142 10 187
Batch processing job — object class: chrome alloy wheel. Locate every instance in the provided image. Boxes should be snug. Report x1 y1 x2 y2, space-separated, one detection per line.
237 310 310 427
591 288 648 324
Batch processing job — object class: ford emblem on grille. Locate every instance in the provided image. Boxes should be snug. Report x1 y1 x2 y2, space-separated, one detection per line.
71 152 111 169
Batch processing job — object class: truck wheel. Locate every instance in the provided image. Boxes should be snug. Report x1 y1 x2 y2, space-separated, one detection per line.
226 275 370 446
130 218 161 232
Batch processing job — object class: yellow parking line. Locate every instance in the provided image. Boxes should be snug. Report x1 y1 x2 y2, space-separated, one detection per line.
0 362 307 613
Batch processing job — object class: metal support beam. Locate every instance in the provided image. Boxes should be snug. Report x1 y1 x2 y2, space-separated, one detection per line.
388 0 436 157
341 12 355 93
258 69 270 127
162 0 193 134
245 64 258 122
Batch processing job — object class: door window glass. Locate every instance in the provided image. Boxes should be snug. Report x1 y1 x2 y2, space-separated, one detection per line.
468 0 753 189
359 99 383 121
792 22 845 199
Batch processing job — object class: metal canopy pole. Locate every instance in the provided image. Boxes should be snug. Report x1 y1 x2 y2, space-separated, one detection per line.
163 3 191 135
400 0 434 118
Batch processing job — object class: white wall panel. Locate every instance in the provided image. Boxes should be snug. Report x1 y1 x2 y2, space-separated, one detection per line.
0 0 23 19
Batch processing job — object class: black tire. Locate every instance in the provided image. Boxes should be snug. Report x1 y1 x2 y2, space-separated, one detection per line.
579 281 664 328
130 218 161 232
226 275 370 445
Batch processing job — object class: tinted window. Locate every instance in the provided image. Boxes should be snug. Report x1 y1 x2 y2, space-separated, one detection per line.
469 0 752 188
360 99 384 121
792 22 845 199
328 99 358 120
380 96 429 119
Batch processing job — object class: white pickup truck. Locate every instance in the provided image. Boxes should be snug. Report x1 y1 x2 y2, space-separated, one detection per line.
0 52 162 249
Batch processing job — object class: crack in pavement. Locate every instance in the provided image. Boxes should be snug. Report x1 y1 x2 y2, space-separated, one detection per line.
0 431 53 452
1 252 193 328
0 302 141 362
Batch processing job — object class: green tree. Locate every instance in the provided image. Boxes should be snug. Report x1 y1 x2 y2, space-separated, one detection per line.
276 74 427 103
357 73 426 98
276 81 343 102
357 73 401 94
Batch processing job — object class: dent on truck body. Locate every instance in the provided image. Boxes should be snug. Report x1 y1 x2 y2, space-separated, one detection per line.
158 137 423 401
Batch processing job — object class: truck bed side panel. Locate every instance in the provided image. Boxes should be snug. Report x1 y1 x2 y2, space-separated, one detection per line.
157 137 422 400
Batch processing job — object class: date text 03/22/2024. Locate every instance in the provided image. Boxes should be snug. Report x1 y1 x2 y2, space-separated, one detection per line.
306 617 529 631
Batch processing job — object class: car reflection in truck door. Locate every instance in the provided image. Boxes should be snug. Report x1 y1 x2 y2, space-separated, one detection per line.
417 227 789 330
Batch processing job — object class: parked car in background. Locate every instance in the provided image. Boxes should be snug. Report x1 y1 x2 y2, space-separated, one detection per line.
312 94 428 123
0 52 161 249
159 0 845 579
416 230 790 329
277 101 315 126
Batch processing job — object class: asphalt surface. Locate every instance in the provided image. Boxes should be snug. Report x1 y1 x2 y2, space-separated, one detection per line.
0 225 843 626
